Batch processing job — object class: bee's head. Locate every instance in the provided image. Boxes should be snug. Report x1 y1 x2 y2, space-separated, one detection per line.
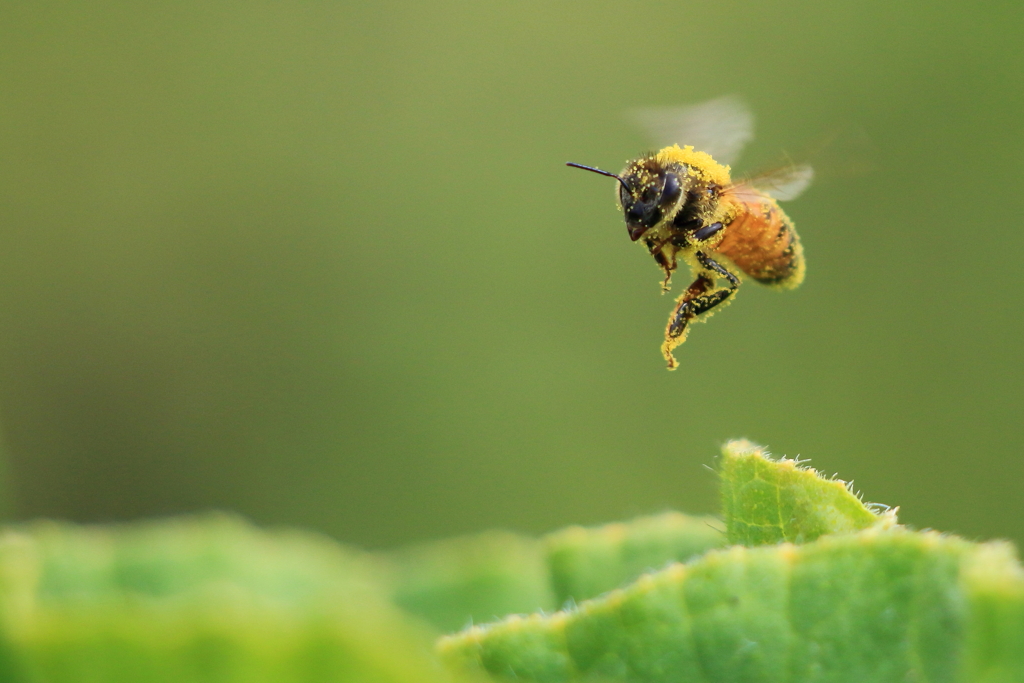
617 156 687 241
567 157 685 241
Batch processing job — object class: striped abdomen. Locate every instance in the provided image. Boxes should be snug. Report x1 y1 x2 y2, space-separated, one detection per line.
714 185 805 289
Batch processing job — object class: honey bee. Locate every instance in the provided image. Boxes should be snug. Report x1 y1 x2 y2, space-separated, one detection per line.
567 96 812 370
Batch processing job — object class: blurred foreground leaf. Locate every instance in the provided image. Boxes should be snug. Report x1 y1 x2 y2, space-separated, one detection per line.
382 531 555 634
0 508 724 680
440 442 1024 682
0 514 466 683
381 512 724 632
544 511 724 607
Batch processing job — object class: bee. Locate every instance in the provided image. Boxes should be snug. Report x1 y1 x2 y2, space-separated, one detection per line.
567 96 812 370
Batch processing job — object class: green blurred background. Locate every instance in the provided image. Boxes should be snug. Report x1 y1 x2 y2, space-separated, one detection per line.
0 0 1020 550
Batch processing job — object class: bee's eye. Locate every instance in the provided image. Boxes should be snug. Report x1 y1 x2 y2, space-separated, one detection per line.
661 173 681 205
619 184 631 205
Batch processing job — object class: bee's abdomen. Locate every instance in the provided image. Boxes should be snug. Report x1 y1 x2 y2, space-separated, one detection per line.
714 188 805 289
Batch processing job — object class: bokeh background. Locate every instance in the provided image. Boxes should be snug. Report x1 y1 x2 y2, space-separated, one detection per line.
0 0 1021 550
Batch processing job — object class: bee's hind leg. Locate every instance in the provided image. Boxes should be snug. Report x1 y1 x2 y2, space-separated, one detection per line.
666 252 740 334
665 275 713 340
661 251 740 370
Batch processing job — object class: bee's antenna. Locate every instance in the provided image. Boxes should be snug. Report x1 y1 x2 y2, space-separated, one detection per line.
566 162 631 193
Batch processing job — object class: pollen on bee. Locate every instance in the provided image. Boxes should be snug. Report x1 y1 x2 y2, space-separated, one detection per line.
655 145 732 186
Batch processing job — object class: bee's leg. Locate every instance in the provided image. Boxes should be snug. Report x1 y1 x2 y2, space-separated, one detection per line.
665 275 713 339
661 250 740 370
645 236 677 291
693 222 724 242
652 250 675 290
666 253 739 334
693 250 740 301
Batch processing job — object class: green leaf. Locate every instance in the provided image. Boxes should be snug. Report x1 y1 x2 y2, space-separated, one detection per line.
440 528 1024 682
440 443 1024 682
960 542 1024 683
0 514 469 683
720 439 896 546
382 531 556 633
380 513 725 633
544 511 724 607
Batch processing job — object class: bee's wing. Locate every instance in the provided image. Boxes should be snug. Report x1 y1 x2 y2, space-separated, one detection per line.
742 163 815 201
628 95 754 167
